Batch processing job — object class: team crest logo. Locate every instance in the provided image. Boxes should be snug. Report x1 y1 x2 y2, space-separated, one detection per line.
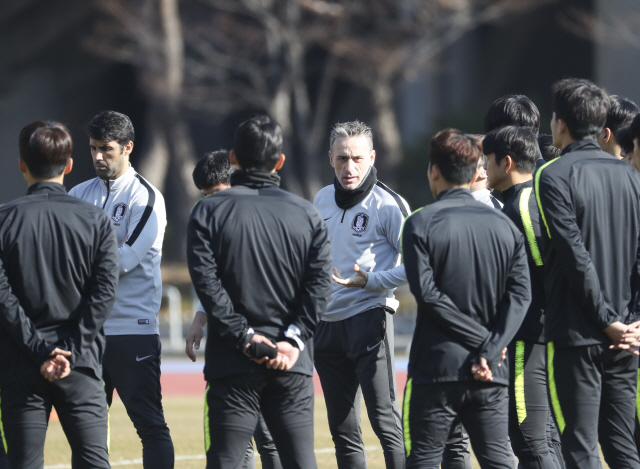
112 203 127 222
352 212 369 234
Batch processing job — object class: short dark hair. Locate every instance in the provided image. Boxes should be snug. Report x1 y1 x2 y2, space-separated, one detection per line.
484 95 540 135
482 126 539 174
537 134 561 162
616 125 635 156
551 78 610 141
429 129 480 185
630 114 640 144
605 95 639 135
233 115 283 172
192 150 235 190
19 120 73 179
85 110 135 147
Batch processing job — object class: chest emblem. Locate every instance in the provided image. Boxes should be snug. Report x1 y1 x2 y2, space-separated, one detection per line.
112 203 127 223
352 212 369 234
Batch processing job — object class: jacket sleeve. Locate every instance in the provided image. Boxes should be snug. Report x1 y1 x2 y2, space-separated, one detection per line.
187 204 253 350
73 216 119 365
119 185 166 275
536 170 617 329
288 214 332 346
478 233 531 369
402 216 490 349
0 256 55 366
364 197 409 290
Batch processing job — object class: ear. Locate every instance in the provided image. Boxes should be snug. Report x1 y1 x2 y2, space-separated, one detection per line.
603 128 613 144
328 151 335 168
275 153 285 170
19 157 27 174
123 141 134 156
370 149 376 167
429 163 441 181
64 158 73 175
503 155 515 173
556 118 568 136
229 150 238 167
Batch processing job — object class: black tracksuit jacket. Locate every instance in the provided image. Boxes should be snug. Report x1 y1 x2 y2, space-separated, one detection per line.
535 140 640 347
187 171 332 381
402 188 531 385
0 183 119 385
501 180 545 343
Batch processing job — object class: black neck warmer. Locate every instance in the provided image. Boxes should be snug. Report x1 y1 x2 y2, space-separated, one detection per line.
334 166 377 210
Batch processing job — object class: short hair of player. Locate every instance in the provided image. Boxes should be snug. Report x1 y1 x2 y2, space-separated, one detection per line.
616 126 635 156
482 126 539 174
85 110 135 147
605 95 639 135
192 150 234 190
538 134 561 162
630 114 640 144
233 115 283 172
429 129 480 185
552 78 610 141
484 95 541 135
19 120 73 179
329 120 373 152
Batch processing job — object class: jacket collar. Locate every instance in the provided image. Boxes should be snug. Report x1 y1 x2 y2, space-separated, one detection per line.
231 170 280 189
27 182 67 196
501 179 533 202
560 139 600 156
101 165 136 192
436 187 473 202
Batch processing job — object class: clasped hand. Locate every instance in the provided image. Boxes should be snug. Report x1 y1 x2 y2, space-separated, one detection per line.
40 348 72 382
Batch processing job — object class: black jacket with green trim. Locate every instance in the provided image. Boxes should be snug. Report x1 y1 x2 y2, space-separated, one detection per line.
187 171 332 380
501 180 545 343
402 188 531 386
535 140 640 347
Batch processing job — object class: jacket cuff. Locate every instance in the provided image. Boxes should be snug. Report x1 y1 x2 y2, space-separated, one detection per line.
237 327 255 351
363 272 378 290
285 324 305 351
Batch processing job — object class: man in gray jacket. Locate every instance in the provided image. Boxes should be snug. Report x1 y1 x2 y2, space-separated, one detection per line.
69 110 173 469
313 121 409 469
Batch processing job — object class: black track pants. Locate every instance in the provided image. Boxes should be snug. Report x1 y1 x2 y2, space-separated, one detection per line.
1 369 109 469
548 343 640 469
404 380 513 469
508 341 562 468
204 372 316 469
315 308 405 469
103 334 174 469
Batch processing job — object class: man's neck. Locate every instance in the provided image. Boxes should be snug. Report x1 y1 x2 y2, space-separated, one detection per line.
500 172 532 192
27 175 64 187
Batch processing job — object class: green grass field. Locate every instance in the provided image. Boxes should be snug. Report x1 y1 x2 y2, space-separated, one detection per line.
43 394 609 469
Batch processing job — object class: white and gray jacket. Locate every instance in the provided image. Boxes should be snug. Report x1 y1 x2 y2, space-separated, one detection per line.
313 181 410 322
69 166 166 335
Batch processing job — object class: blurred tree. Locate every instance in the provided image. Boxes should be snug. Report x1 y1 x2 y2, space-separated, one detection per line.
85 0 551 258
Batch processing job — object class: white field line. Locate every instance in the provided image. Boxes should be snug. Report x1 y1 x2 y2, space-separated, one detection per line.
44 446 379 468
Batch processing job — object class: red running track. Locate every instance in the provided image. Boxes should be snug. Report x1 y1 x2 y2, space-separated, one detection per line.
160 371 409 397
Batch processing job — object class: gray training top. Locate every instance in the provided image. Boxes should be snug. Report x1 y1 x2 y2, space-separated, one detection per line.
313 181 410 322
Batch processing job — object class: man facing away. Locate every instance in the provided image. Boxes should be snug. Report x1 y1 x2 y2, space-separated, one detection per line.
536 78 640 469
596 95 638 159
484 125 563 469
0 121 119 468
313 120 410 469
69 110 174 468
402 128 531 469
185 149 282 469
187 115 332 469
